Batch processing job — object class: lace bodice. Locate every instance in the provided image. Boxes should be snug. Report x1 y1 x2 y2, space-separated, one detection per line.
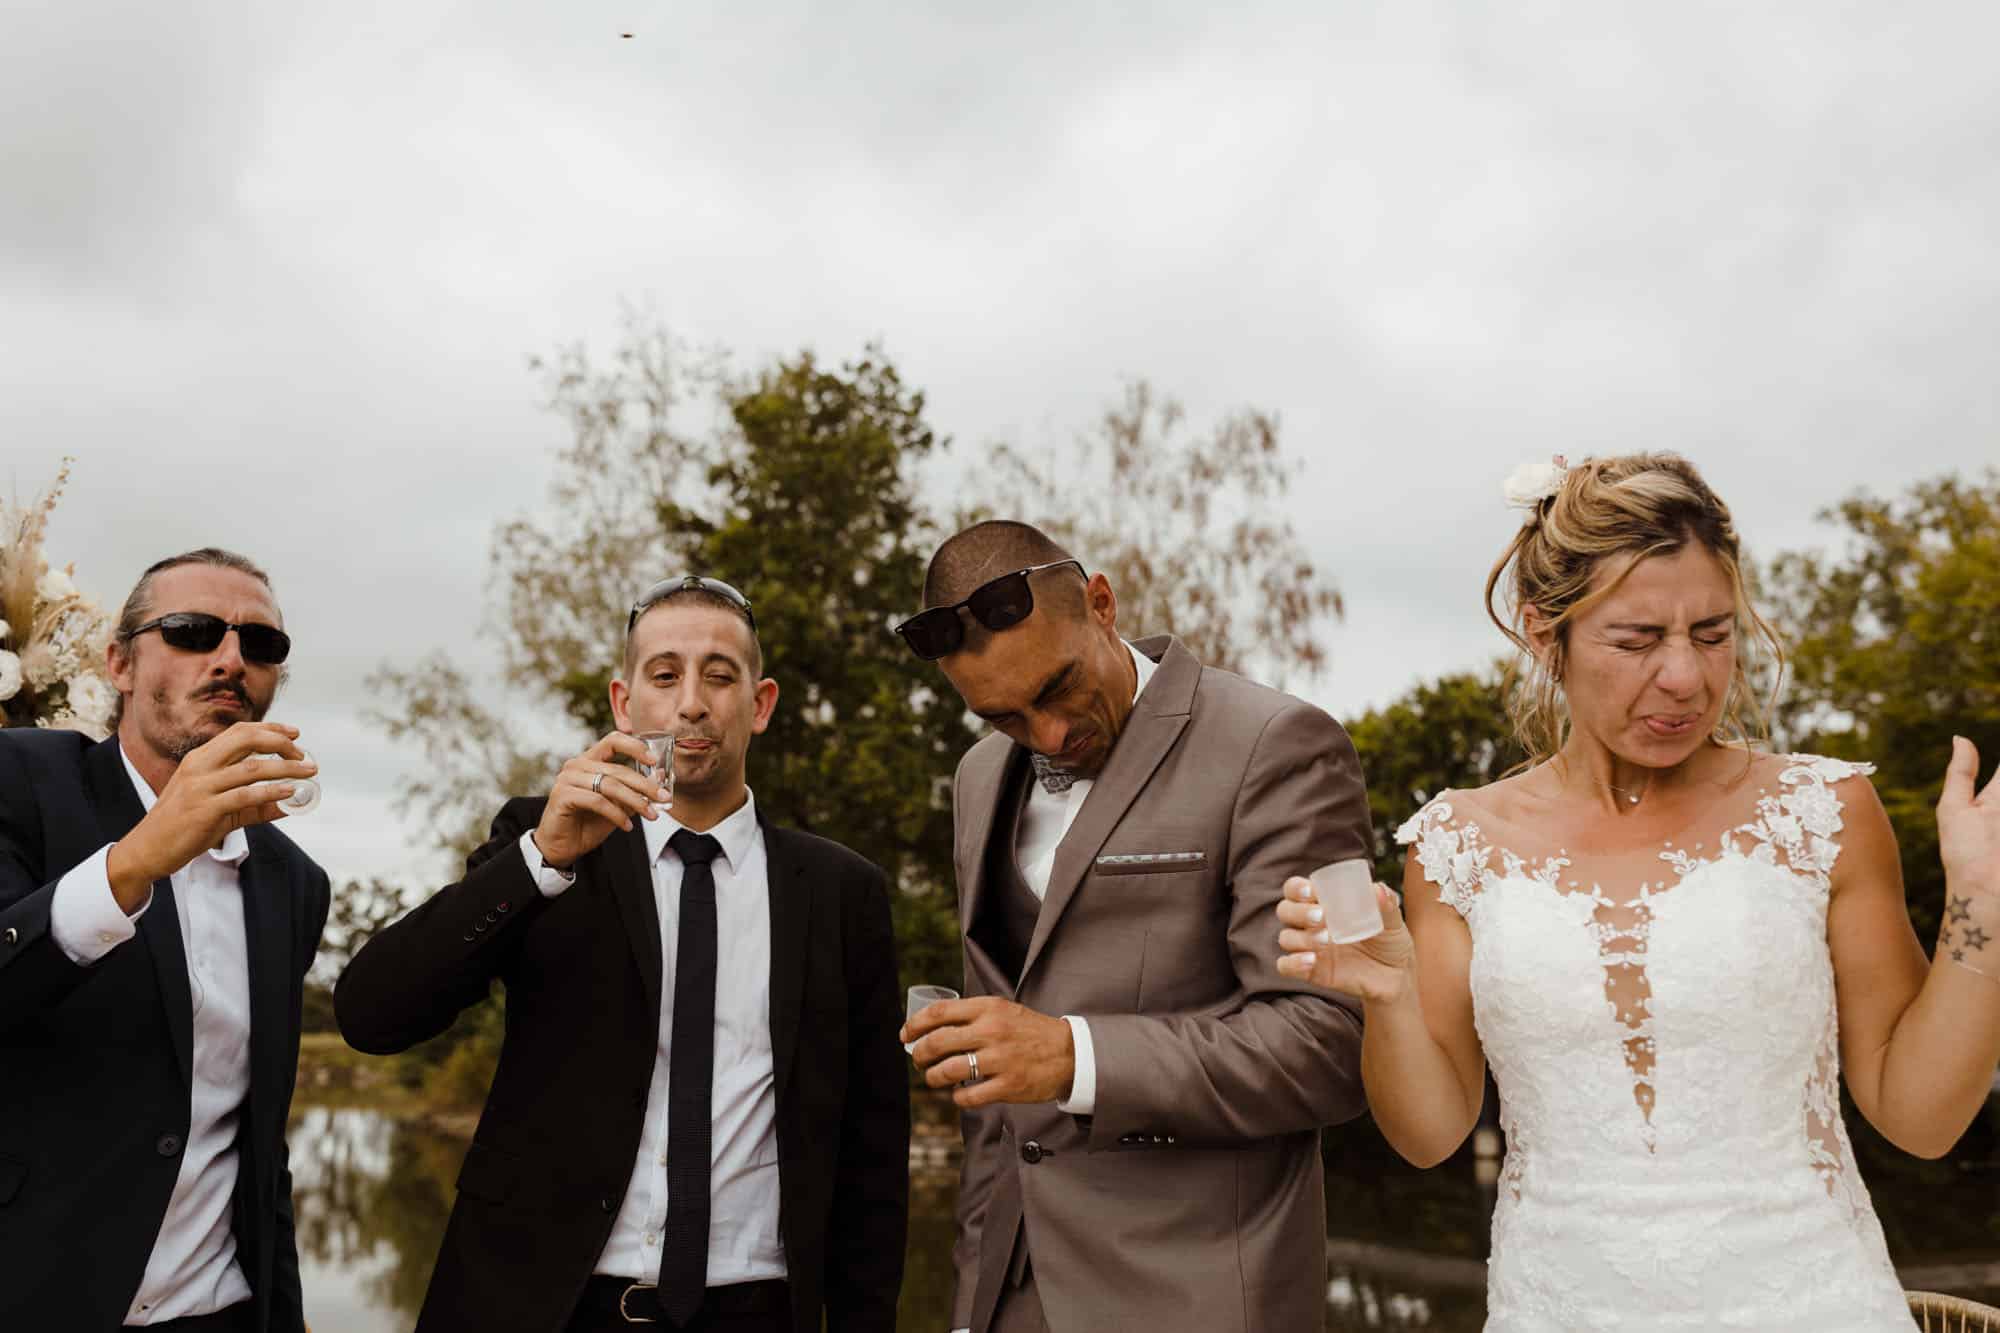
1395 754 1910 1330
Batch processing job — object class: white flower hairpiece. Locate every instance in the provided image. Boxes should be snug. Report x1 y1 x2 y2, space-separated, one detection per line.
1502 455 1571 515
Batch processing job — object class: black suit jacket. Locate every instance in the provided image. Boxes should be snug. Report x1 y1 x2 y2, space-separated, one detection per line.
0 730 331 1332
333 797 909 1333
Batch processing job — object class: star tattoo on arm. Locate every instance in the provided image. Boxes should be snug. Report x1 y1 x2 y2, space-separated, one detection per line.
1946 894 1973 925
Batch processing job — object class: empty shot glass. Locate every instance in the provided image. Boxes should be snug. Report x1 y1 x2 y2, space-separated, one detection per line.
1308 859 1382 945
632 731 674 810
904 984 959 1055
256 749 319 815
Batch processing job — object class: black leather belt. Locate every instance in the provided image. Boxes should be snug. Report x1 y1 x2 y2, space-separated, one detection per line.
579 1275 788 1323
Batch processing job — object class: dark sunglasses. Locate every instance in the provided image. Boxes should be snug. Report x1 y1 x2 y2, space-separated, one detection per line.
894 559 1085 660
628 575 757 633
123 612 292 666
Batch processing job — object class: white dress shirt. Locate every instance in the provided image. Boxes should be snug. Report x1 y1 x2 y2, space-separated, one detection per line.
48 746 255 1325
1015 641 1158 1117
520 790 786 1286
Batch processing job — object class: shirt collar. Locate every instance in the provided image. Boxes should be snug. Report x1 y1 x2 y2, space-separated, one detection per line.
120 741 251 868
1126 639 1158 707
645 786 760 874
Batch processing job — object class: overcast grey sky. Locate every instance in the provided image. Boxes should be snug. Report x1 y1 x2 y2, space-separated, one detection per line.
5 1 1996 887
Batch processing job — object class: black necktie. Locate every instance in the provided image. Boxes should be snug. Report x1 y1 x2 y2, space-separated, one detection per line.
657 829 723 1326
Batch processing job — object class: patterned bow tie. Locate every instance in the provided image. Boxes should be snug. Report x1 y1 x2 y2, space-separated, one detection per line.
1030 752 1078 795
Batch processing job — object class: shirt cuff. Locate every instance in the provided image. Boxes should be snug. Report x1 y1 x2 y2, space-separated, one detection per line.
1056 1015 1096 1115
49 844 150 966
518 830 577 899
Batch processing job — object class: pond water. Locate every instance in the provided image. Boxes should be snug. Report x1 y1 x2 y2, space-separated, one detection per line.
290 1097 1999 1331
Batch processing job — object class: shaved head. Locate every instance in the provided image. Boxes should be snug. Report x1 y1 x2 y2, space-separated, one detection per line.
923 520 1078 611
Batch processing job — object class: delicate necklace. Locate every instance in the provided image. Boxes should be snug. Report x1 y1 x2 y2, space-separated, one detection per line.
1598 776 1649 806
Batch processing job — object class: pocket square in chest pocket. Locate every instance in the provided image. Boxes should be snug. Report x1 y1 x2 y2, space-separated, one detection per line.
1093 849 1208 876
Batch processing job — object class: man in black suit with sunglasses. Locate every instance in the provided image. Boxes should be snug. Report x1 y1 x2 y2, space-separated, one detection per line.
0 547 329 1333
336 575 908 1333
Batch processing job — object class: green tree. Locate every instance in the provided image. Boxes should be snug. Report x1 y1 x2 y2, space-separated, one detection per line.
1764 470 2000 945
970 380 1343 689
1342 667 1523 885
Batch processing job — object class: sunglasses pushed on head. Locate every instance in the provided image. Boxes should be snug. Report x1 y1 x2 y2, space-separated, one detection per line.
894 559 1085 660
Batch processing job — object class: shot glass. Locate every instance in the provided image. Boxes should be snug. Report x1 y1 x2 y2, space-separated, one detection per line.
1308 859 1382 945
904 984 959 1055
257 750 319 815
632 731 674 810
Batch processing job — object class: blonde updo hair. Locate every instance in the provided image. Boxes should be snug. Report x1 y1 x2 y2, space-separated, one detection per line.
1485 452 1784 768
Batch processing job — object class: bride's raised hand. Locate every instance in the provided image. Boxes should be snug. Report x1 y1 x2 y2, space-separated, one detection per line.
1274 875 1415 1003
1937 736 2000 976
1939 737 2000 890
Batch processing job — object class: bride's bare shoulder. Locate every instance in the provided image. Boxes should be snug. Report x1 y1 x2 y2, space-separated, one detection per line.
1447 767 1553 829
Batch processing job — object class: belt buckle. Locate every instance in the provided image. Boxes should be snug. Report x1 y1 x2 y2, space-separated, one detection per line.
618 1282 660 1324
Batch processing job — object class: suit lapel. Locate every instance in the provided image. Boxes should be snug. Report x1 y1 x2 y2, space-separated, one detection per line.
1019 637 1196 985
954 739 1018 996
761 819 809 1103
954 738 1011 937
84 739 192 1087
603 824 664 1024
239 832 292 1140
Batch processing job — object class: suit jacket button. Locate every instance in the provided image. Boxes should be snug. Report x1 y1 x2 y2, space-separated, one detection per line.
156 1134 182 1157
463 933 476 943
3 926 16 945
496 901 510 913
1020 1140 1044 1164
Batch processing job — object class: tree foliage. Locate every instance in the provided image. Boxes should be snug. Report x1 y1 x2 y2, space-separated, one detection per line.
1343 667 1523 885
971 381 1343 688
1764 471 2000 944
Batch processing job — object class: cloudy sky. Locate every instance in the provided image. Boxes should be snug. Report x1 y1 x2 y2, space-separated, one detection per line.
6 0 1996 888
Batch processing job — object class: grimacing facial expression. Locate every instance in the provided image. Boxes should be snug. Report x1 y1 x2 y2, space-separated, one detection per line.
1554 543 1739 770
938 571 1134 777
107 565 285 761
611 602 775 800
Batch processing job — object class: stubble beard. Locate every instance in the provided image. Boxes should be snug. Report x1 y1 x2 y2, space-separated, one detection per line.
147 682 269 760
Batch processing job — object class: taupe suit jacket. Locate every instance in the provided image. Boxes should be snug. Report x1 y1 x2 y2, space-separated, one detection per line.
950 635 1370 1333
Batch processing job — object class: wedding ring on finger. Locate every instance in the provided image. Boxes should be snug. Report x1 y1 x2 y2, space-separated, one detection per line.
966 1050 981 1082
590 772 605 795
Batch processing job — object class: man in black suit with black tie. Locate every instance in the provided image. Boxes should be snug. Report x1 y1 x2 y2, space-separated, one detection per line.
0 547 330 1333
336 575 908 1333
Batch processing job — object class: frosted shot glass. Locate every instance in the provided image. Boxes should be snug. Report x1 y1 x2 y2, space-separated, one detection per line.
904 984 959 1055
1308 859 1382 945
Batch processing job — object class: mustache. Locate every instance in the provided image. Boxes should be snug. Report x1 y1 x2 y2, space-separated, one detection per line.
193 683 250 708
671 731 721 745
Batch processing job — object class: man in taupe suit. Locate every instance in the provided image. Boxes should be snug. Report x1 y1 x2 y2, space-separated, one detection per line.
897 521 1371 1333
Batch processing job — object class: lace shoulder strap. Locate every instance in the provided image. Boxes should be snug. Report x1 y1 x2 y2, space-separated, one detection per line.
1723 754 1878 890
1395 795 1488 918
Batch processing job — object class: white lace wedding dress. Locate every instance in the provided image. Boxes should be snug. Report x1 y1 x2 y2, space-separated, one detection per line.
1395 755 1912 1330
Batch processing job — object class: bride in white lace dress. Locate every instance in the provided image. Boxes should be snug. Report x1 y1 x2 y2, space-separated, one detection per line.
1276 453 2000 1330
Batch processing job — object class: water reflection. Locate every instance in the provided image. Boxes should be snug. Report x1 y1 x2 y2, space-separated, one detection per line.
288 1096 2000 1332
291 1106 455 1329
